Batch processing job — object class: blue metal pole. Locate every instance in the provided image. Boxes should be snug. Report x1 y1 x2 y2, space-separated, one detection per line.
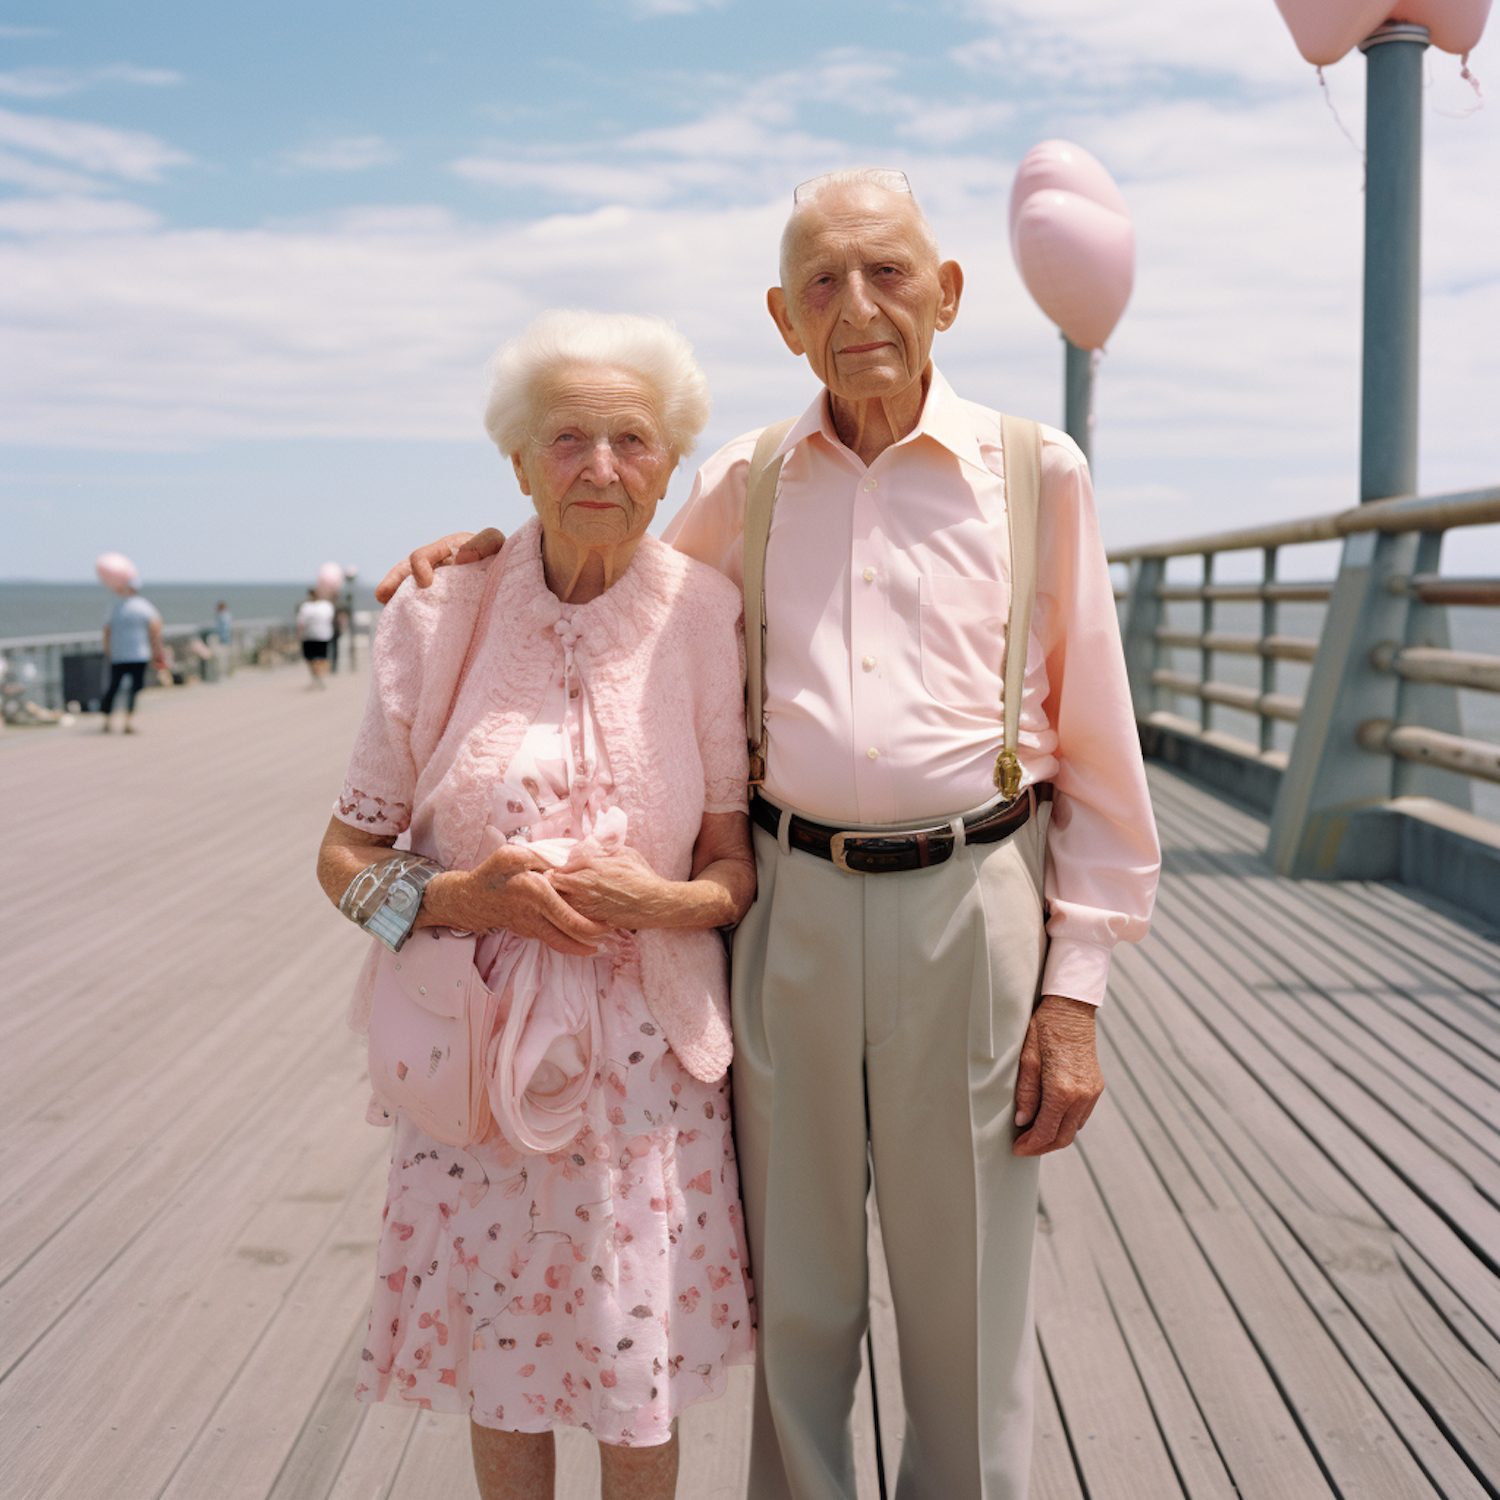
1064 337 1092 466
1359 22 1429 503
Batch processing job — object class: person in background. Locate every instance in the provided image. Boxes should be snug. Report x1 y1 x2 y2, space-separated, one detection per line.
331 601 351 673
100 569 165 734
296 588 336 687
213 601 233 680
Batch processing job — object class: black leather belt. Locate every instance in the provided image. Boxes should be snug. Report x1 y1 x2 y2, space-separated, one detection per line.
751 785 1051 875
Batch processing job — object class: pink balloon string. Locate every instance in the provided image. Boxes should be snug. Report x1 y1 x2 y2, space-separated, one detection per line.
1317 66 1366 168
1429 50 1485 118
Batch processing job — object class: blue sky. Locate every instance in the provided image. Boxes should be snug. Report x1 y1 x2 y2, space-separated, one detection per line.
2 0 1497 583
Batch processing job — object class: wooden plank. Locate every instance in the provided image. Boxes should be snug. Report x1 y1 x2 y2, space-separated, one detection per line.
1041 1150 1239 1500
1030 1344 1086 1500
1117 929 1500 1329
385 1411 479 1500
325 1406 419 1500
4 1068 384 1499
1097 1028 1461 1498
1033 1186 1186 1498
156 1149 388 1500
264 1320 372 1500
1152 884 1500 1181
1149 796 1500 1058
1161 868 1500 1143
1070 1109 1336 1496
1104 961 1500 1490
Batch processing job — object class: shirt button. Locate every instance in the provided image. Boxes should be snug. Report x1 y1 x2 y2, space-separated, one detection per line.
866 747 880 760
862 655 876 672
862 566 876 583
862 478 878 493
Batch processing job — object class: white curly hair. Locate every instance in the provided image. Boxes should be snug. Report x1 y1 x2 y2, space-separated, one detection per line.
483 310 711 460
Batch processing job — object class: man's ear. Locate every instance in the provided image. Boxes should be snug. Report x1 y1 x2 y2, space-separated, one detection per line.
935 260 964 333
767 287 806 356
510 453 531 494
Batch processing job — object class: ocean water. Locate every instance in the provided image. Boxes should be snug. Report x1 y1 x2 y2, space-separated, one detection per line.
0 581 383 640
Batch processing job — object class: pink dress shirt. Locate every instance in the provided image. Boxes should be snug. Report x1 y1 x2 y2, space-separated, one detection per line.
662 366 1159 1007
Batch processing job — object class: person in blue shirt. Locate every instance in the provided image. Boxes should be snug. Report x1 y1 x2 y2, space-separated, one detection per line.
101 572 164 733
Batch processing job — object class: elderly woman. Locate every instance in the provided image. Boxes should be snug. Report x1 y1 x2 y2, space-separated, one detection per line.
316 311 755 1500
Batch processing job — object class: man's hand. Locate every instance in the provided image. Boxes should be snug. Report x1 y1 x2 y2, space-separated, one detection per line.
421 843 610 956
374 527 508 604
1012 994 1104 1157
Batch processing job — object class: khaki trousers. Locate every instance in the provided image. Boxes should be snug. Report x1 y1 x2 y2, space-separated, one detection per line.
731 800 1049 1500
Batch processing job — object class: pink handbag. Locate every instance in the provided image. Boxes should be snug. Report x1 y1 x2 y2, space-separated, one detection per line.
367 924 500 1148
363 551 511 1148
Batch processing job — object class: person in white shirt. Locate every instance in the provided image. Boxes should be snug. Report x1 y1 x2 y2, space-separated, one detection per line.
296 590 337 687
377 169 1159 1500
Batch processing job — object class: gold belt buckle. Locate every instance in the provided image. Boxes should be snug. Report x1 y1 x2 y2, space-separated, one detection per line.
829 830 855 873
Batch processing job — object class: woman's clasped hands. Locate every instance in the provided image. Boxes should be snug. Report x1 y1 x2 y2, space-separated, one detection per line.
423 840 673 956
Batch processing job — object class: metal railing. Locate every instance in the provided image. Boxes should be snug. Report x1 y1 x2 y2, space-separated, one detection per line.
1110 484 1500 883
0 617 293 715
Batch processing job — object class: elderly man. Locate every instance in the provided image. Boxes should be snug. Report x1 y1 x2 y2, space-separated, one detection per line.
381 169 1159 1500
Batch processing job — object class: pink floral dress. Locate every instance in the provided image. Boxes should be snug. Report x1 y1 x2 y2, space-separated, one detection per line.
355 609 755 1444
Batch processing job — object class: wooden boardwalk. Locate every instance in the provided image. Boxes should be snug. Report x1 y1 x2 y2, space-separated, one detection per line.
3 665 1500 1500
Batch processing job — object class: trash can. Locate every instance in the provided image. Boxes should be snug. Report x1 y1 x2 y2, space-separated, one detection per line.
62 652 108 712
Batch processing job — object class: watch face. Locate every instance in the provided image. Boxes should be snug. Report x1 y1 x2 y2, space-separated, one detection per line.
388 880 417 915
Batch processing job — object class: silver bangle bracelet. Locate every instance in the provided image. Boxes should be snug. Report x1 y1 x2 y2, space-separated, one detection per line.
339 853 445 946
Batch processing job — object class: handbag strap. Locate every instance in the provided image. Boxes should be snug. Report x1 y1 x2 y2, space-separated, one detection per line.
742 418 797 785
995 414 1043 800
442 537 513 741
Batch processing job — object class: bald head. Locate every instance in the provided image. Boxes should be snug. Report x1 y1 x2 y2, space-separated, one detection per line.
779 171 941 287
766 170 963 420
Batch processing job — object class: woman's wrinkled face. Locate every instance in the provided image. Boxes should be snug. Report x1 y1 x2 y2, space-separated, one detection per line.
512 366 676 553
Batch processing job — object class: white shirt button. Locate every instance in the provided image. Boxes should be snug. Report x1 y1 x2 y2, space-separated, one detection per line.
862 566 876 583
862 655 877 672
866 746 880 760
862 478 878 493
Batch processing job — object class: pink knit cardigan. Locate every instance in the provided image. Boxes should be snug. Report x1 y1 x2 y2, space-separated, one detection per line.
335 517 750 1083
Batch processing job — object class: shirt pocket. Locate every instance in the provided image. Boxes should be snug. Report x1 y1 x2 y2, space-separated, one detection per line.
917 574 1005 712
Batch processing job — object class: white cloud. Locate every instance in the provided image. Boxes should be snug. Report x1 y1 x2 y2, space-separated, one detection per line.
0 106 190 181
451 155 676 203
0 6 1494 558
0 194 160 235
0 64 183 99
0 146 98 194
284 134 398 172
627 0 728 13
0 24 54 38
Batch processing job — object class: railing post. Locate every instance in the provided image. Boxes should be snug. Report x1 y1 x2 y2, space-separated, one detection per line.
1200 553 1215 733
1260 546 1278 754
1122 556 1165 722
1268 529 1418 876
1391 529 1470 806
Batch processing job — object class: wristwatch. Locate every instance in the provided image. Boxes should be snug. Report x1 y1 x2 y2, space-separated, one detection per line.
362 860 442 952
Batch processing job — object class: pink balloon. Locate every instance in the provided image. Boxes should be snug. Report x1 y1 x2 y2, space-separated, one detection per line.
315 562 345 599
95 552 138 593
1274 0 1490 63
1008 140 1128 255
1395 0 1491 54
1273 0 1392 64
1010 141 1135 351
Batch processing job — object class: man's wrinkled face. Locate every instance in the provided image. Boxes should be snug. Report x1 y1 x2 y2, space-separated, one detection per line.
770 185 961 405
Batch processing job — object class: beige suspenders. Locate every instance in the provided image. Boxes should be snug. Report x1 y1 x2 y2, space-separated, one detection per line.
742 418 796 786
741 412 1044 804
995 413 1043 801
